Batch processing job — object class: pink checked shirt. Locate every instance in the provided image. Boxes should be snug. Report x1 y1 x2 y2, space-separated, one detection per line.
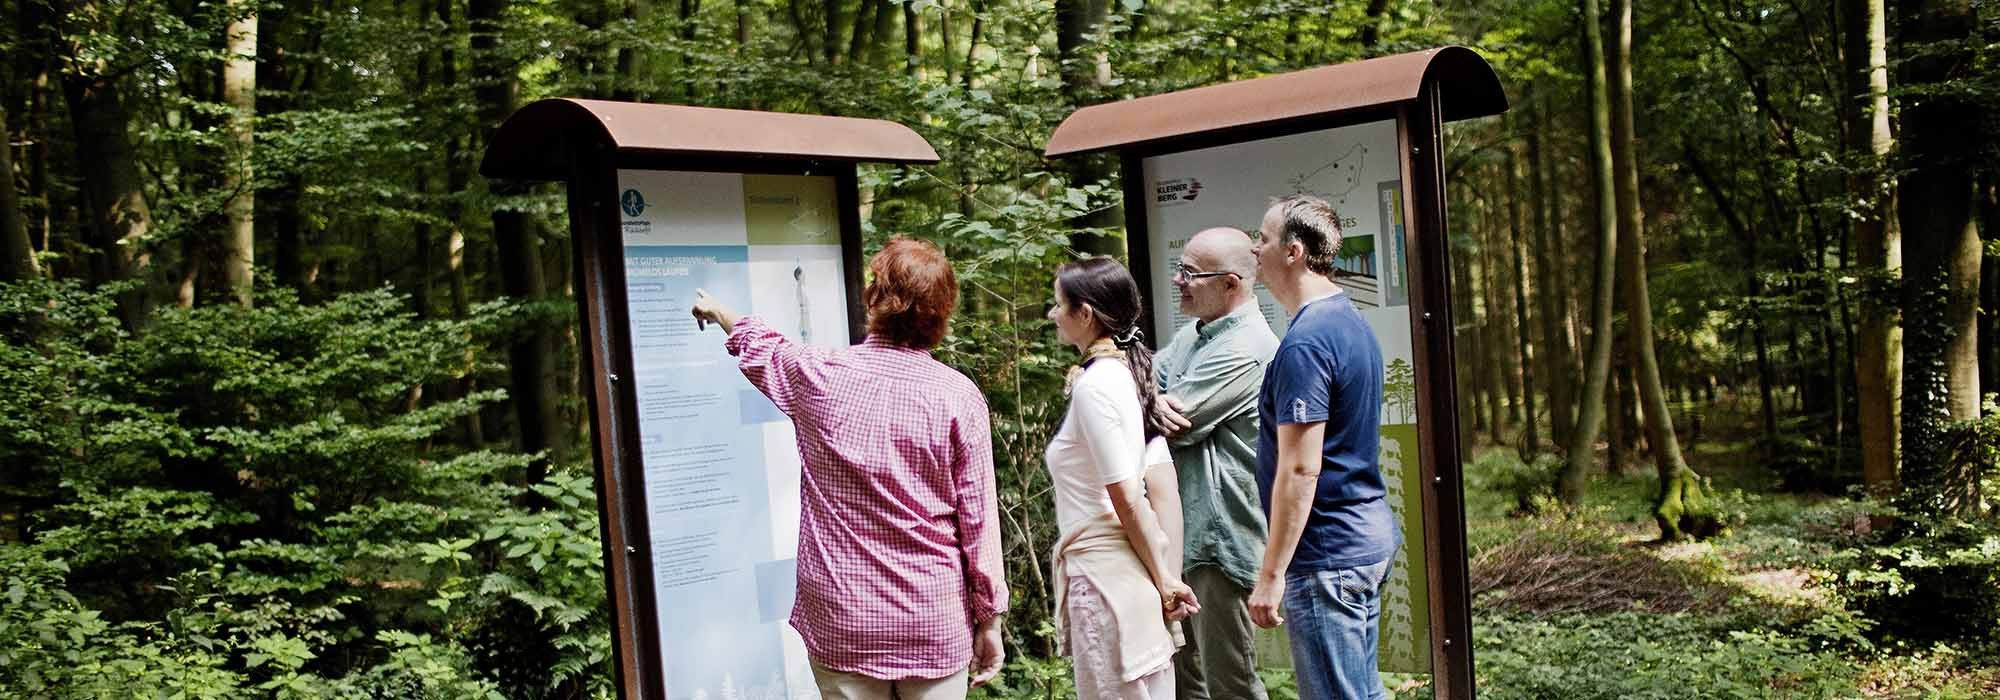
726 316 1007 680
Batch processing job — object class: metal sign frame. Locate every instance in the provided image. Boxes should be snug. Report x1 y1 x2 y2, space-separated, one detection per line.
1047 47 1507 699
483 100 937 699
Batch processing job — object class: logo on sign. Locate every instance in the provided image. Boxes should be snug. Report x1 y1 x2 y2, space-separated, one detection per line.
1153 178 1203 206
620 189 647 217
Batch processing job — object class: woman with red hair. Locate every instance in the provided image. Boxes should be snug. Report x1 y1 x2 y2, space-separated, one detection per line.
692 238 1006 699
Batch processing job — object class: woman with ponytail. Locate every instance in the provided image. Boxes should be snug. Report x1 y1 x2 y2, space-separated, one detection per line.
1044 256 1199 699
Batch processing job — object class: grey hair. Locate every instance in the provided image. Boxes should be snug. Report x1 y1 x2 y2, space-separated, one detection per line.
1269 194 1343 277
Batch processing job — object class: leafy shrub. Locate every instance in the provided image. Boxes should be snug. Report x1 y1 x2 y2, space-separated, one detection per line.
1465 448 1563 517
0 280 609 697
1828 400 2000 646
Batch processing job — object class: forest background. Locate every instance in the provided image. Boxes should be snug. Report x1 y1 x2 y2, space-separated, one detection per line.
0 0 1997 696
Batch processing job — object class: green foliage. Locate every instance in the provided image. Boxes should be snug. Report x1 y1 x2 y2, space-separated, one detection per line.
1821 395 2000 645
0 280 608 697
1465 448 1564 517
1828 508 2000 644
6 0 1996 691
1474 611 1862 700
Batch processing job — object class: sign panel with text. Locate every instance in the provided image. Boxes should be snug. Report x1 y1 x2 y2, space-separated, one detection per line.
616 169 848 700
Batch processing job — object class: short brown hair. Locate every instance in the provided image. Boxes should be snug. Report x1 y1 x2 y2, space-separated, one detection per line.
1270 194 1343 277
864 238 958 349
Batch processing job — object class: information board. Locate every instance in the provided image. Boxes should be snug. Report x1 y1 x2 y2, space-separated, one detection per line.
616 169 849 700
1138 119 1432 674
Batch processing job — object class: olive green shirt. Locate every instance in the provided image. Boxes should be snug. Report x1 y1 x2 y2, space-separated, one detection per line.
1155 301 1279 590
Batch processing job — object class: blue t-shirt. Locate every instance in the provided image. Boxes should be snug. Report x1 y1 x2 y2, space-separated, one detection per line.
1256 292 1398 574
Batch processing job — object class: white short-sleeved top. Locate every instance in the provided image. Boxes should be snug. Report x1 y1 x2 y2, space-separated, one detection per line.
1046 360 1148 535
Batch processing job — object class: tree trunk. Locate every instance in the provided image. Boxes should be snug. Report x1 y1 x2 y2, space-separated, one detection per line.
1529 96 1576 452
937 0 957 84
1607 0 1711 539
615 0 647 100
1847 0 1901 498
1895 0 1982 514
1454 247 1489 440
222 0 257 307
1360 0 1389 52
1607 356 1629 476
1982 178 1998 404
846 0 876 65
410 2 435 317
1055 0 1122 256
871 0 894 66
821 0 842 64
1561 0 1621 506
1506 138 1540 455
474 0 563 478
1482 205 1513 445
265 0 325 300
960 0 985 90
0 103 38 281
62 65 170 328
903 1 920 77
13 4 53 267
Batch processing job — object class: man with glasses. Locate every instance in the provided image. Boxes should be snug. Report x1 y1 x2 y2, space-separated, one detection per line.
1151 227 1279 700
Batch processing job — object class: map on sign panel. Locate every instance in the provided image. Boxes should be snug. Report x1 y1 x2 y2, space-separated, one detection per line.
1284 141 1369 201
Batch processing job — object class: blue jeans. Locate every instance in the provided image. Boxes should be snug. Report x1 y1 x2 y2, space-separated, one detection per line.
1282 559 1392 700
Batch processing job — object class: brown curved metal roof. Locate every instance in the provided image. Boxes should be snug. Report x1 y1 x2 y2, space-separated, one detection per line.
1044 46 1508 157
481 99 940 180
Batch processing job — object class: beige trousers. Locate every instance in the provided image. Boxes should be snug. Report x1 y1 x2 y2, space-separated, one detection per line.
810 661 969 700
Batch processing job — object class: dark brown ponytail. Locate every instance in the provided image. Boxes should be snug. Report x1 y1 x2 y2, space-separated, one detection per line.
1056 256 1159 440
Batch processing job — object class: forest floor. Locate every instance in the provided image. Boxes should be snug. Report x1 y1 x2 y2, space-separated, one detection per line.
1394 408 2000 700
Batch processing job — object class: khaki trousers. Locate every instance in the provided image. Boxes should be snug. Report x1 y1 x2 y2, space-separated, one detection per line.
1173 566 1269 700
810 661 969 700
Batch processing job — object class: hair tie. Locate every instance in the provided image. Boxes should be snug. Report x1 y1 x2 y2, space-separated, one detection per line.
1112 326 1144 349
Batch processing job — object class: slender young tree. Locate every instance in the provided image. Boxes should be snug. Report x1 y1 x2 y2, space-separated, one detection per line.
1606 0 1711 539
1055 0 1121 255
1506 136 1540 454
0 104 36 281
473 0 564 471
1529 93 1576 453
1846 0 1901 497
222 0 257 307
1561 0 1621 505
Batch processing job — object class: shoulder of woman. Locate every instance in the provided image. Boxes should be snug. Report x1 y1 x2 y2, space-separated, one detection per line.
1075 359 1136 390
1072 365 1140 414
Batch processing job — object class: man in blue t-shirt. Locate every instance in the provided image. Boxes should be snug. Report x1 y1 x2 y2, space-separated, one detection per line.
1247 194 1397 700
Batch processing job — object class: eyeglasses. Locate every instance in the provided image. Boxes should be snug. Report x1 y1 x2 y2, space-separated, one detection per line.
1172 260 1240 282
